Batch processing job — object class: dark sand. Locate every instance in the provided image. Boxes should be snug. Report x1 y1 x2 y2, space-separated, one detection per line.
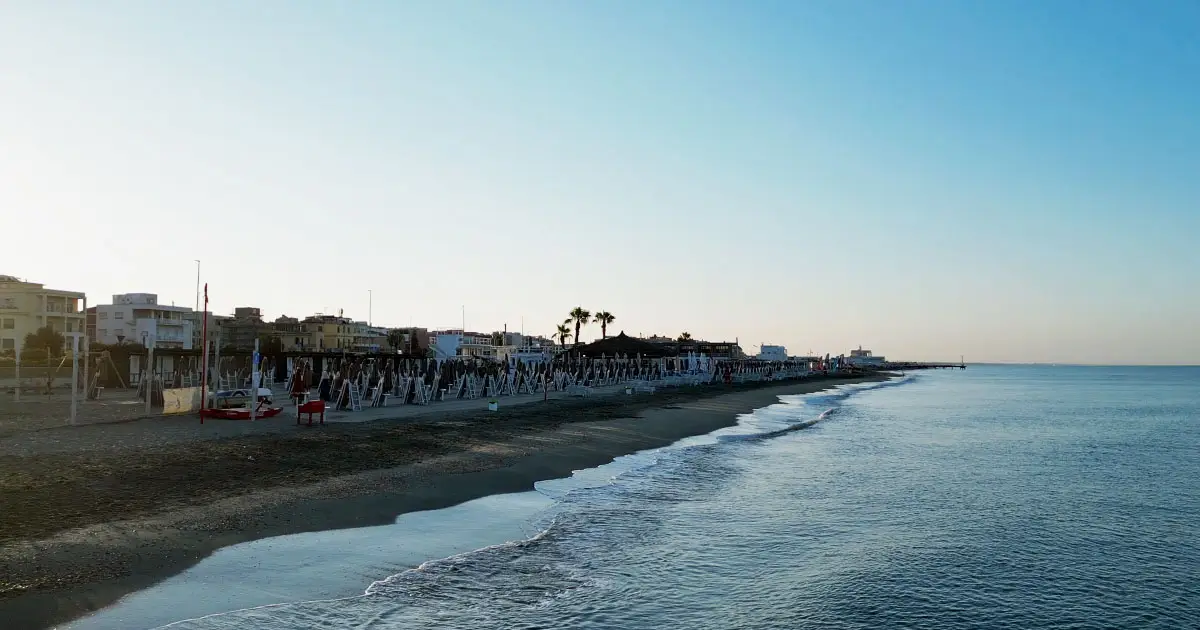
0 374 888 630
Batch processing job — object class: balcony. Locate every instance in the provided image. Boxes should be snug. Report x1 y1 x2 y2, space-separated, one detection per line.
42 307 84 317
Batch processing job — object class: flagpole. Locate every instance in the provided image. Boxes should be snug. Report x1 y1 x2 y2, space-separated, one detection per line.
199 283 209 423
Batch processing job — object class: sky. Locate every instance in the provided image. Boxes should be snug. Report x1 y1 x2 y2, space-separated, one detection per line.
2 0 1198 364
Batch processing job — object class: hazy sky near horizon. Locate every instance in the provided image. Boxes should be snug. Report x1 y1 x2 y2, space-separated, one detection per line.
2 1 1198 364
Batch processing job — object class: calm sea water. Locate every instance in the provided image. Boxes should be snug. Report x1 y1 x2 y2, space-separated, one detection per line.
131 366 1200 629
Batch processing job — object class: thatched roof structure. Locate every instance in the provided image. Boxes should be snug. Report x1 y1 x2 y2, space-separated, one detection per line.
573 332 676 358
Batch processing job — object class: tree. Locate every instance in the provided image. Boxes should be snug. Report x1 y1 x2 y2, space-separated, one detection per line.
491 331 504 346
261 336 284 354
24 326 65 357
593 311 615 338
569 307 590 346
387 329 405 350
555 323 572 346
677 332 692 342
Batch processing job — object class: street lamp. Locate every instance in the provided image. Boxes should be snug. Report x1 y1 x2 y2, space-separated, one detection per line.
194 260 201 313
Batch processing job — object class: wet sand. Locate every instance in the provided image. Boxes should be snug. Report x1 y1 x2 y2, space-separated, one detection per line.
0 374 888 630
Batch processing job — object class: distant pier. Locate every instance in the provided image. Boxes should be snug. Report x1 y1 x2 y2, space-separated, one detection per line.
886 361 967 370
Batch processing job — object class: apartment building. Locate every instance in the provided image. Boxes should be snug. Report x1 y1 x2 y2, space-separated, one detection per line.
93 293 195 349
0 274 87 354
184 311 230 349
300 314 354 351
220 307 270 351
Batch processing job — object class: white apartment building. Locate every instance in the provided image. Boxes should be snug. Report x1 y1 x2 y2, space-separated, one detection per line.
429 329 496 359
756 344 788 362
0 275 86 354
94 293 195 349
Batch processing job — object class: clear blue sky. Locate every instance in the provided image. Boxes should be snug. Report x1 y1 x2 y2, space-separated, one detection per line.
2 0 1197 364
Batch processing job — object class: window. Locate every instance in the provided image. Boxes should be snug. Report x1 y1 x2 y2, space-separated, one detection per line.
100 328 107 337
99 312 108 319
114 311 124 320
1 318 12 329
1 338 13 350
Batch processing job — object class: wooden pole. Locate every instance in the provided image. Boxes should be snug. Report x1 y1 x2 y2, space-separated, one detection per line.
145 335 155 416
80 295 88 411
69 334 79 424
212 331 221 393
13 337 19 403
250 338 259 422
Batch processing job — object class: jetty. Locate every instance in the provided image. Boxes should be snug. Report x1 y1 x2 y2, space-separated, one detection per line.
882 361 967 370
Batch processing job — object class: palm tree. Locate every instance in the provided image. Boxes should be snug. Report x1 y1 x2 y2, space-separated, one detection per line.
554 323 572 346
593 311 615 338
569 307 591 346
677 332 692 342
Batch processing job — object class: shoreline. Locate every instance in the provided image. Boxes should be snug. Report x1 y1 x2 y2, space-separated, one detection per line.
0 373 890 630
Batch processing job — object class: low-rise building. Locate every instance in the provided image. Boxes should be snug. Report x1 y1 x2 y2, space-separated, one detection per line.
429 329 497 359
94 293 194 349
0 275 86 354
272 315 303 351
644 335 746 360
221 306 271 351
348 321 389 352
300 314 354 351
847 346 885 366
756 344 788 362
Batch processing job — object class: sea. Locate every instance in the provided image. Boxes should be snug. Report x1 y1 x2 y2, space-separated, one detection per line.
76 365 1200 630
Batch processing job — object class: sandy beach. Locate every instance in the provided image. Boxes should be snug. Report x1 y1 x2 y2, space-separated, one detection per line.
0 373 888 630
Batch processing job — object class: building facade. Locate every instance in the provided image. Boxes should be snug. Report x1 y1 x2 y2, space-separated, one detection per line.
300 314 354 351
93 293 195 349
756 345 788 362
348 321 388 352
847 346 885 366
271 316 303 351
184 311 229 350
220 307 270 351
0 275 87 354
643 336 746 360
429 329 497 359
